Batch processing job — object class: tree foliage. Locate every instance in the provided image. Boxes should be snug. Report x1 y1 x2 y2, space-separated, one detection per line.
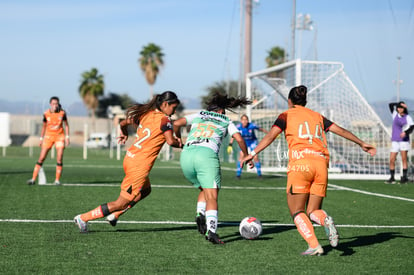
138 43 164 98
201 80 245 109
78 67 105 118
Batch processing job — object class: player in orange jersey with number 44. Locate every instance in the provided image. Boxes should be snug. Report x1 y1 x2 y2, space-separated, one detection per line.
242 85 376 256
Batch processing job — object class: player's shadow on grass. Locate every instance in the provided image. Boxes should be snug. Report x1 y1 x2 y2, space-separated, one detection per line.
325 232 414 256
220 220 296 243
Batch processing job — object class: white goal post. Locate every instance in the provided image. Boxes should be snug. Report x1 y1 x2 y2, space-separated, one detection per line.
245 59 392 180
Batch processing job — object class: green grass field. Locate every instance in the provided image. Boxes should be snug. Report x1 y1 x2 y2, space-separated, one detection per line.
1 147 413 274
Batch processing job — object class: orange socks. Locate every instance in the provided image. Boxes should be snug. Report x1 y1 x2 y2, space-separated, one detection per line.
80 206 105 222
55 163 63 182
309 209 328 226
293 212 319 248
32 163 42 180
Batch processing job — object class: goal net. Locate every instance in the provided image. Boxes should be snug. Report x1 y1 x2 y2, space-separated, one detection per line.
245 59 391 179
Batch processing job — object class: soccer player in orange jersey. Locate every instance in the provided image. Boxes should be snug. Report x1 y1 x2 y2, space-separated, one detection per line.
241 85 376 256
74 91 183 233
27 96 70 185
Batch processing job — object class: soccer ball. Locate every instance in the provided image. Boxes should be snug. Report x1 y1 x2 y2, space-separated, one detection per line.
239 217 262 239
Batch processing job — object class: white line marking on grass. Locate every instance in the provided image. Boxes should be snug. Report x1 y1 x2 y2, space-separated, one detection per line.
1 219 413 228
329 184 414 202
42 183 340 191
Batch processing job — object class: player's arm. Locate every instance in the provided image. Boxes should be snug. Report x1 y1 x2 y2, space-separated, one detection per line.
233 133 253 168
258 127 269 134
39 116 47 146
164 130 182 148
173 117 187 140
388 102 398 113
162 116 182 148
240 126 282 168
328 123 376 156
63 113 70 145
118 118 132 144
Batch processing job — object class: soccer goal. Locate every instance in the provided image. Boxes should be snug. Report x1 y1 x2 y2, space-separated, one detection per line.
245 59 391 179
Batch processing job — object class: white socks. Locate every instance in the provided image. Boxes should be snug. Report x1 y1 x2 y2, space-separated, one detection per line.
205 210 218 233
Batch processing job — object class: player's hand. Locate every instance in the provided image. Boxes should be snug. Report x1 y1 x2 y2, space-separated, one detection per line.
361 143 376 157
227 145 233 154
240 154 254 169
117 134 128 145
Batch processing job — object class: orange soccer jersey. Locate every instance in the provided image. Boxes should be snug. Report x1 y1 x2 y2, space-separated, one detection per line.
273 105 334 196
120 110 173 200
42 109 67 149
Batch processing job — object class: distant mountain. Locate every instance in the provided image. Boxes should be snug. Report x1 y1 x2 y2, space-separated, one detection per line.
0 97 201 116
0 99 88 116
371 99 414 127
1 98 412 122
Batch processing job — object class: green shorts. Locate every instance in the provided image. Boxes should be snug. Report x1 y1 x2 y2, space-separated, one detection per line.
180 146 221 189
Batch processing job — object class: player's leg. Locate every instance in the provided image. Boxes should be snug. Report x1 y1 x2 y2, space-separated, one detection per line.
236 150 243 178
195 189 207 234
386 143 399 184
196 148 223 244
28 145 50 185
253 155 262 177
54 141 65 185
307 160 338 247
288 193 322 255
287 161 323 255
203 188 223 244
400 149 409 183
106 184 152 226
180 148 206 234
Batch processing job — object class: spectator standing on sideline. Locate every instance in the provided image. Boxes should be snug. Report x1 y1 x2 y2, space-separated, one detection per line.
27 96 70 185
385 101 414 184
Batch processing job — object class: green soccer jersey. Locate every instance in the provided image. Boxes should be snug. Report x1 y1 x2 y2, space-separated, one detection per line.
183 110 239 154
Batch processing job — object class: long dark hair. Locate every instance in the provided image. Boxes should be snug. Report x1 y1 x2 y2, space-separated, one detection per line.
126 91 180 125
206 92 251 114
288 85 307 106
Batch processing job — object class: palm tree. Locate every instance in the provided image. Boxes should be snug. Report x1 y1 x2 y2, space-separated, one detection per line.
265 46 285 68
138 43 164 98
265 46 286 78
78 68 105 130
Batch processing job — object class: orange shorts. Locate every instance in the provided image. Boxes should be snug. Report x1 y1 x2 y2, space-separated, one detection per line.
286 158 328 197
120 155 151 201
42 134 65 149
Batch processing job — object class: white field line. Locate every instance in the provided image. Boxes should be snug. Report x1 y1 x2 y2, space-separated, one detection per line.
1 219 413 228
329 183 414 202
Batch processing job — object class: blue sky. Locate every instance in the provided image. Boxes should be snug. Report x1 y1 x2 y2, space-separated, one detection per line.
0 0 413 109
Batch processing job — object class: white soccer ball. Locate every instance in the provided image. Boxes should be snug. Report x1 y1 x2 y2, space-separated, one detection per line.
239 217 262 240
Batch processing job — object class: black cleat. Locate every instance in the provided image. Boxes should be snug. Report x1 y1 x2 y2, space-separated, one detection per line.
400 177 408 184
205 230 224 245
384 178 395 184
195 214 207 235
27 179 35 185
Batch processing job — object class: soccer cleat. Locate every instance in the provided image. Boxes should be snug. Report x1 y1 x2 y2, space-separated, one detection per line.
195 213 207 235
54 180 61 185
106 214 118 227
236 176 241 180
400 177 408 184
384 178 396 184
74 215 88 233
324 216 339 247
301 245 324 256
205 230 224 245
27 179 35 185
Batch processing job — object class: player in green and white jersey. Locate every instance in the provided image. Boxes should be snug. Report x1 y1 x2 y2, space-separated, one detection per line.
174 92 253 244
